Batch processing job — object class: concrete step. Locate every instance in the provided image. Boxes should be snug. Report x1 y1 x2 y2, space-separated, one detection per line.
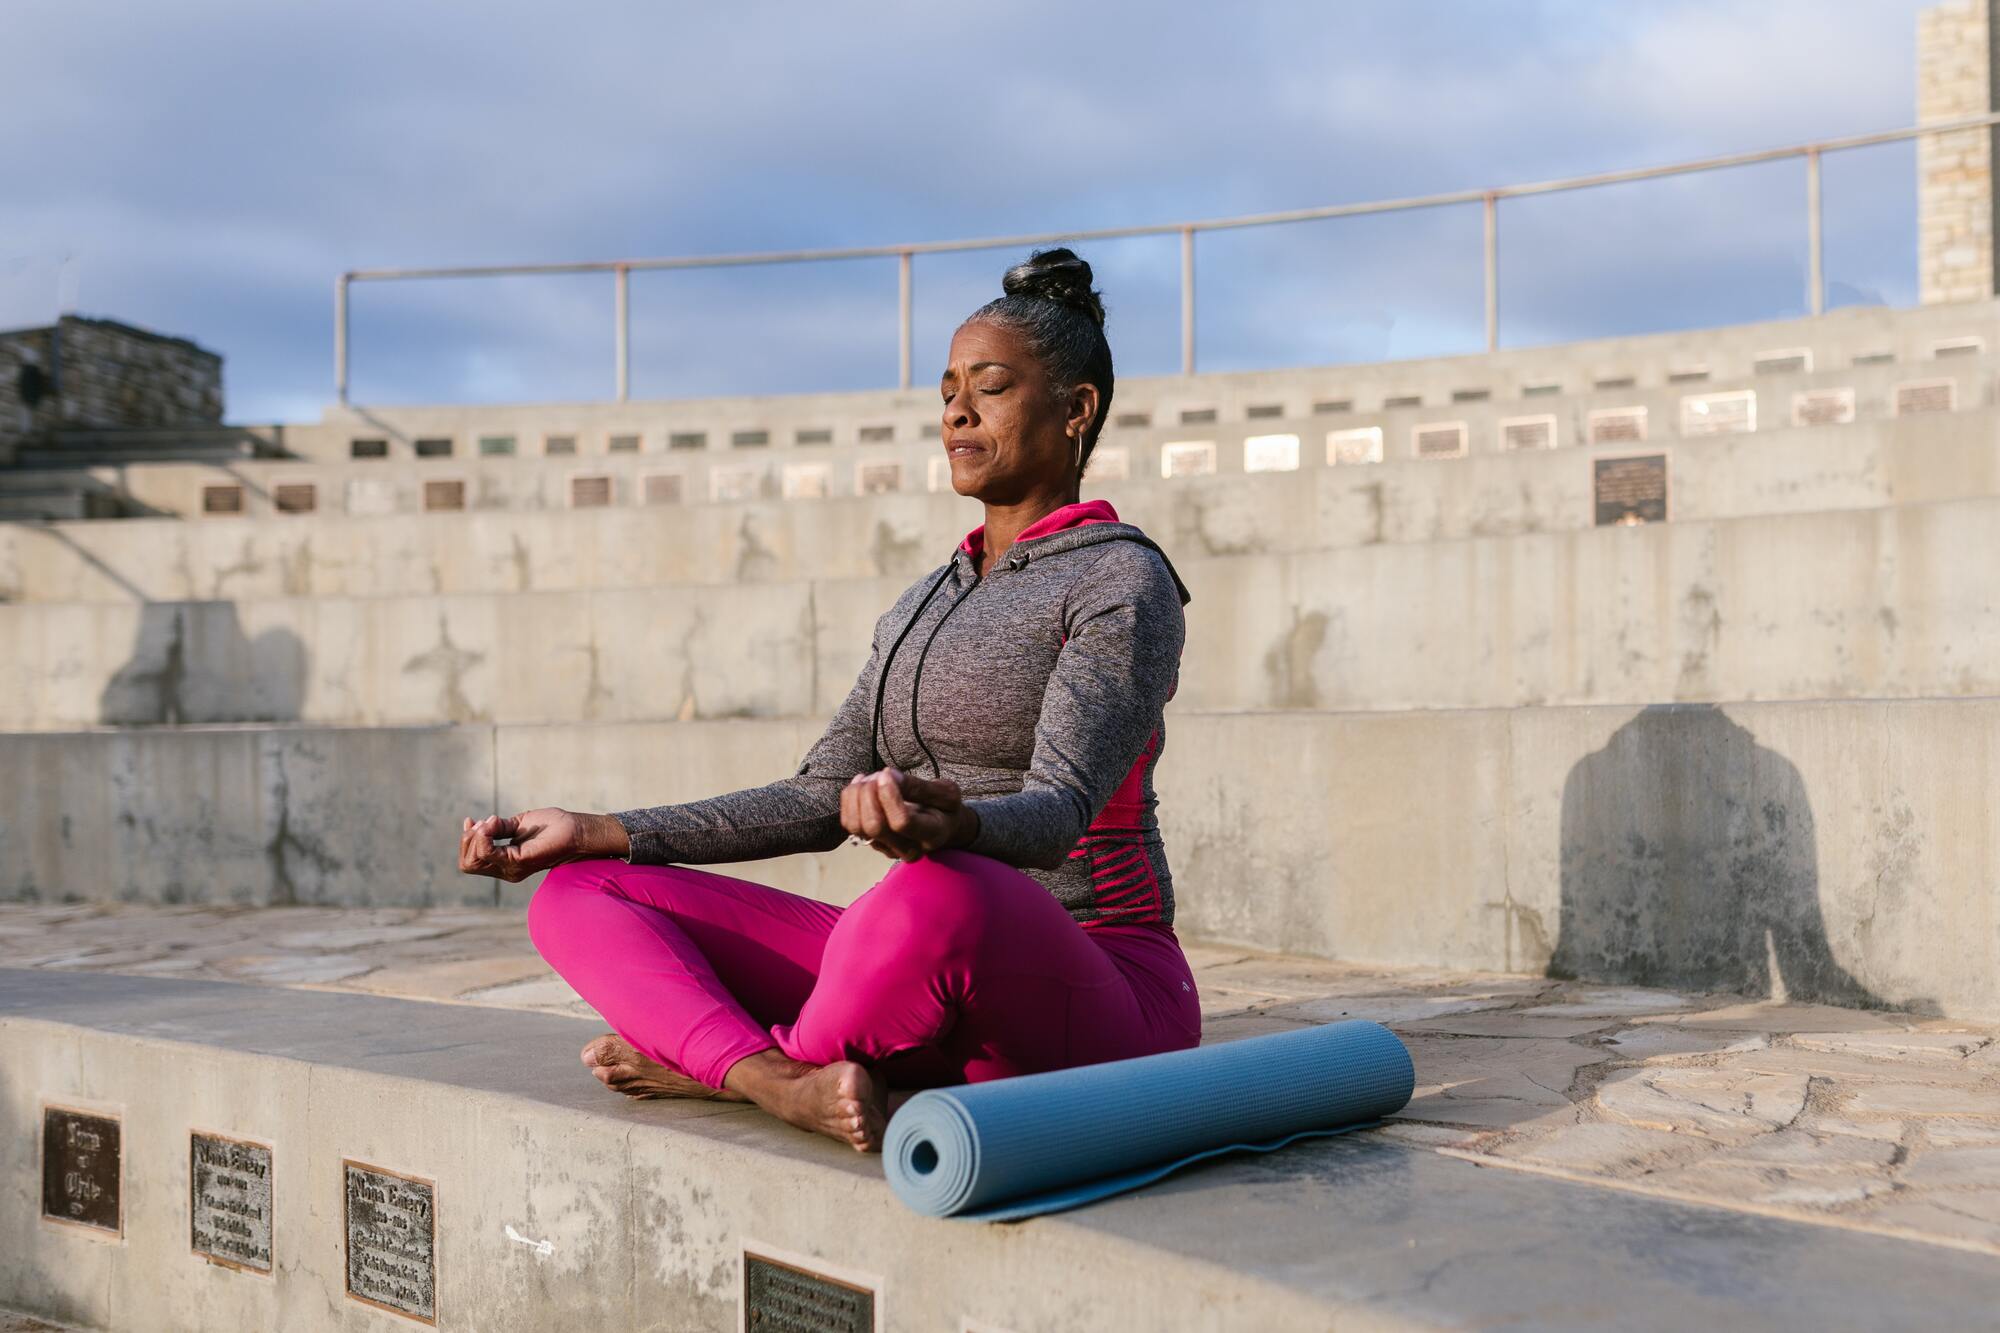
6 968 1999 1332
280 298 1997 470
3 698 1998 1017
4 404 1997 604
7 491 2000 727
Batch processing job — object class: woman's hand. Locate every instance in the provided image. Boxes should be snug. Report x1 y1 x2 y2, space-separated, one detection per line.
839 767 980 863
458 807 629 882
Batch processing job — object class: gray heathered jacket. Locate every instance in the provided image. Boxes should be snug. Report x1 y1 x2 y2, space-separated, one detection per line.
611 506 1193 927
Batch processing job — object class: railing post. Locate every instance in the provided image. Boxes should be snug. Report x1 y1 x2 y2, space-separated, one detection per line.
334 273 349 405
1179 227 1195 375
1805 147 1824 317
1483 192 1499 353
614 264 630 403
898 251 913 390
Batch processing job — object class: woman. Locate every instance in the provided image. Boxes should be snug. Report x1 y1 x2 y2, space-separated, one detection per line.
459 248 1199 1154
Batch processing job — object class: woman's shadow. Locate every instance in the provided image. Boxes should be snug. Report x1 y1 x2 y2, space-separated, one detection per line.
98 603 306 725
1549 704 1924 1011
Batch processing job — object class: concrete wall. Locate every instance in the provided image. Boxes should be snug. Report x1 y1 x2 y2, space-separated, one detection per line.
17 353 1991 522
1919 0 1997 303
292 300 1999 463
4 405 1997 607
10 493 2000 728
5 700 1998 1017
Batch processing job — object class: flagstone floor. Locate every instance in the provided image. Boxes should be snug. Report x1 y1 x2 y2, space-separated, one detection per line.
4 901 1997 1258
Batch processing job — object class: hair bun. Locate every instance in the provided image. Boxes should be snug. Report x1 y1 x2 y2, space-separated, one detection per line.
1001 247 1105 328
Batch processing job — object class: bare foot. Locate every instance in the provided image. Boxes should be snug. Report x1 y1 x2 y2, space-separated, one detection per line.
580 1034 749 1102
724 1049 889 1152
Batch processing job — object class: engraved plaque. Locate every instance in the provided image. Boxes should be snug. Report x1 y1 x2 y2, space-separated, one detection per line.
710 466 763 502
1500 414 1556 451
1326 426 1383 466
1242 432 1300 473
744 1253 873 1333
1159 440 1216 479
1792 389 1855 428
1895 379 1956 416
344 1161 436 1324
858 462 902 495
569 474 613 508
1594 454 1669 526
191 1133 273 1273
1588 407 1647 444
782 463 832 499
1413 422 1468 459
42 1107 120 1234
1679 390 1755 437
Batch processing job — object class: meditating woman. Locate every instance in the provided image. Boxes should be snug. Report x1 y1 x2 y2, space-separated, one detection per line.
458 248 1199 1153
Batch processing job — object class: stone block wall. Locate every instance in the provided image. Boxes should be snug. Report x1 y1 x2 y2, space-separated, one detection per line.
0 316 222 446
1919 0 1998 304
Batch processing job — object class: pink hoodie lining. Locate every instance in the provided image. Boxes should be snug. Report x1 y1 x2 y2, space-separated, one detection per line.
958 498 1121 560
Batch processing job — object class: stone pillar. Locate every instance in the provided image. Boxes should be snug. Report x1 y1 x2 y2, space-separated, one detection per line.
1918 0 1998 303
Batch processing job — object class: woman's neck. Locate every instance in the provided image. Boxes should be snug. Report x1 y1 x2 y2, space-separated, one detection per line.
978 486 1081 574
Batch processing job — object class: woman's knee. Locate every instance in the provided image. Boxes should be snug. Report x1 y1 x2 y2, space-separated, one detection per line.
858 851 1019 935
525 859 614 952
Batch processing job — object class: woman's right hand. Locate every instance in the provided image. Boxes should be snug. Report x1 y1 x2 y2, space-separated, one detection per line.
458 807 629 881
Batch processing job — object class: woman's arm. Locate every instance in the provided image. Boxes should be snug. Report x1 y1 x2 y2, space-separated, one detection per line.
609 627 889 865
961 544 1187 869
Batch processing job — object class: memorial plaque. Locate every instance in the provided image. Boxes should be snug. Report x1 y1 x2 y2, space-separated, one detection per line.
1413 422 1468 459
1792 389 1855 428
1326 426 1383 466
1594 453 1669 526
1588 408 1647 444
191 1133 273 1273
1895 379 1956 416
1159 440 1216 479
42 1106 120 1234
344 1161 436 1324
1501 414 1556 451
1679 390 1755 437
744 1253 873 1333
1242 432 1300 473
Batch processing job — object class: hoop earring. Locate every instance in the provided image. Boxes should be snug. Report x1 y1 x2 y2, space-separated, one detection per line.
1072 432 1083 473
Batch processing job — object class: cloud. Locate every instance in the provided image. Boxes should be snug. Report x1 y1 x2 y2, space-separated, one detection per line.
0 0 1937 418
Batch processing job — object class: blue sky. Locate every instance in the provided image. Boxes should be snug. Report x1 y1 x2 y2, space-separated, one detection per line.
0 1 1936 421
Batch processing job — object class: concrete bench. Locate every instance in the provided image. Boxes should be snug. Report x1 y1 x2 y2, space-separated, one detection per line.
7 968 1999 1331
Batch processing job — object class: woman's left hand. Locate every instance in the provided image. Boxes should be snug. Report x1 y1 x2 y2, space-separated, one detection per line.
840 767 979 862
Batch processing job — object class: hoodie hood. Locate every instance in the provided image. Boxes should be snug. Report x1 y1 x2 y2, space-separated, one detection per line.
952 499 1192 606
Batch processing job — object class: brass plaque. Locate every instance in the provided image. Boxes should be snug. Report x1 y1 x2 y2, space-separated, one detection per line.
1593 454 1669 527
191 1132 273 1273
344 1161 436 1324
744 1252 874 1332
42 1107 121 1234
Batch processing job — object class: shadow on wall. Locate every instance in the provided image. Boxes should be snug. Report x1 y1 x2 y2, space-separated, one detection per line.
99 603 307 725
1550 704 1926 1012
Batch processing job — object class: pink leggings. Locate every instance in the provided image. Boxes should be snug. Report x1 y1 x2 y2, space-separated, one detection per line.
526 849 1203 1090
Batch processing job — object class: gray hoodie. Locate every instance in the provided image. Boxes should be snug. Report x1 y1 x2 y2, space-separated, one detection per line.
613 500 1192 928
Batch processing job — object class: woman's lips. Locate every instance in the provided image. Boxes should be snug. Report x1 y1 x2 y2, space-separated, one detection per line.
947 442 984 457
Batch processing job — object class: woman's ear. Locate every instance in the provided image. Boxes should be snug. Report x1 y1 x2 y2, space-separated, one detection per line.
1067 382 1100 441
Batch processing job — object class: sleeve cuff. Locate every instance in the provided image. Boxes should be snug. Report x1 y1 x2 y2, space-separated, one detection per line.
610 813 676 866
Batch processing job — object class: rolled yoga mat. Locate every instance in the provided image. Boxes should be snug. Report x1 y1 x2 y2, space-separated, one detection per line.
883 1019 1414 1222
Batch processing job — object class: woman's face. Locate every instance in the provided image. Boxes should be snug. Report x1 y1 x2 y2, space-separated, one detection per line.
939 318 1093 502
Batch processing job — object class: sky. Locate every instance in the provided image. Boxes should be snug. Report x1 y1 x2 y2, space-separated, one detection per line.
0 1 1940 422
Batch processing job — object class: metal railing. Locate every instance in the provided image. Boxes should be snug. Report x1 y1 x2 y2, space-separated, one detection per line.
333 113 2000 405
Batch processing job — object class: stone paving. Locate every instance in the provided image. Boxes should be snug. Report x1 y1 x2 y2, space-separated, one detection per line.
5 902 1999 1259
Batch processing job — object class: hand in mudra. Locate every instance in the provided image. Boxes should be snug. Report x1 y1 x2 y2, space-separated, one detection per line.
458 807 628 881
840 767 978 862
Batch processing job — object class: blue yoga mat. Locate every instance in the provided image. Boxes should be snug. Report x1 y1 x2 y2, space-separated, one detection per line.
882 1020 1414 1222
